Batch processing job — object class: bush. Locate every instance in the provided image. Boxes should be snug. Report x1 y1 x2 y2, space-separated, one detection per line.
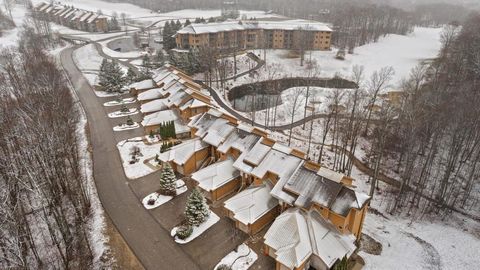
175 224 193 240
216 265 232 270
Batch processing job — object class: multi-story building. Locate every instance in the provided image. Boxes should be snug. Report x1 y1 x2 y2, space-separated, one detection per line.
35 2 109 32
175 19 332 51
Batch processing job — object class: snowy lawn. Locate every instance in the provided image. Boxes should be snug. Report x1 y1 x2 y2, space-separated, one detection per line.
170 211 220 244
117 137 161 179
104 97 137 107
142 180 187 210
113 122 140 131
232 27 442 91
214 244 258 270
350 166 480 270
108 108 139 118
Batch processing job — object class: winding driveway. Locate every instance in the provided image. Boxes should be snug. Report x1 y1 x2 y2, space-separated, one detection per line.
60 46 201 270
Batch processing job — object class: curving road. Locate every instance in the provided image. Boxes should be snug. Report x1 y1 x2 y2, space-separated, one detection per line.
60 46 201 270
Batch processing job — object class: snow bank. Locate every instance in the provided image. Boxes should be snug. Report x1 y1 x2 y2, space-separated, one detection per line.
214 243 258 270
116 137 161 179
142 180 187 210
170 211 220 244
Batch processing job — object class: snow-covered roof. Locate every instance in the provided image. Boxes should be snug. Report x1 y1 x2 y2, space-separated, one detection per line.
264 208 312 269
250 148 303 181
86 13 100 23
159 138 208 165
317 167 344 183
243 139 272 166
217 127 260 154
285 166 343 209
224 183 278 225
330 187 370 216
140 99 168 114
191 159 240 192
71 10 85 21
57 7 72 17
202 121 236 147
79 12 93 22
177 19 332 35
264 208 356 269
141 109 178 127
129 79 156 90
137 88 163 101
63 9 77 19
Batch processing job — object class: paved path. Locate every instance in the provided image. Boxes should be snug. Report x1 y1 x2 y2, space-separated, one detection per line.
60 46 201 270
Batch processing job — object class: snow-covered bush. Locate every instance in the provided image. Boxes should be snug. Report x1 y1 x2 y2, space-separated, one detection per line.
175 224 193 240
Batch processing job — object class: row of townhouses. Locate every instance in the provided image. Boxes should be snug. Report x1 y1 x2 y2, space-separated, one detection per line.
174 19 332 51
127 65 370 270
35 2 109 32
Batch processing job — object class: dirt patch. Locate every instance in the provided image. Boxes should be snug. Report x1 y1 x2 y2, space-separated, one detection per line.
104 215 144 270
359 233 383 255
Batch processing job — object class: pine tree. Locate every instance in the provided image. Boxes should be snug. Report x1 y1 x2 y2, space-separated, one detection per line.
184 19 191 27
126 116 134 126
185 188 210 226
126 67 137 83
98 59 111 90
108 61 126 92
154 50 165 68
159 162 177 196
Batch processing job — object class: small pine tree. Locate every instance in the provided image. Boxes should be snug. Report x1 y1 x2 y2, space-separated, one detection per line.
149 129 154 138
126 116 134 126
120 104 129 113
184 19 191 27
184 188 210 226
159 162 177 196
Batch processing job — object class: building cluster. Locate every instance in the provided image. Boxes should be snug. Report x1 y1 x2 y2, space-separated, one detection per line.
35 2 109 32
128 65 370 270
174 19 332 52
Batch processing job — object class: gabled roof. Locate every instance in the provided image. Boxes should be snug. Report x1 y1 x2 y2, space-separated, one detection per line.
129 79 156 91
284 166 343 209
191 158 239 192
264 209 356 269
224 183 278 225
159 138 208 165
140 98 168 114
141 109 178 127
138 88 164 101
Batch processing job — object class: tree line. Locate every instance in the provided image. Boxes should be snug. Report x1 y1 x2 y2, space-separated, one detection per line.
0 25 97 269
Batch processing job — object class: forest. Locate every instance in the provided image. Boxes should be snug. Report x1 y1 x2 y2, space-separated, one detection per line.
0 19 96 270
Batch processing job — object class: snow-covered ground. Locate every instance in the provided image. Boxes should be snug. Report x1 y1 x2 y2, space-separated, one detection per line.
142 180 188 210
104 97 137 107
116 137 161 179
108 108 139 118
0 4 28 48
233 27 442 90
214 244 258 270
349 164 480 270
171 211 220 244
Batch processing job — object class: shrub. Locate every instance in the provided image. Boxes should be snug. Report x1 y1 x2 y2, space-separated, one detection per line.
216 265 232 270
175 224 193 240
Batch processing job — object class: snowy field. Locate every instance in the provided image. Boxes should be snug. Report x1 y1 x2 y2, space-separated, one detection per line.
0 4 28 48
234 27 442 90
116 137 161 179
352 167 480 270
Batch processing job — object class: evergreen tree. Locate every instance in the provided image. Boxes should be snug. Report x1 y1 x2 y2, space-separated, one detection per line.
208 17 215 23
98 59 111 90
184 188 210 226
154 50 165 67
159 162 177 196
126 116 134 126
107 61 126 92
184 19 191 27
125 67 137 83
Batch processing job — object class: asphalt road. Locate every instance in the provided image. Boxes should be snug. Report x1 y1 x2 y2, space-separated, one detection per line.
60 46 201 270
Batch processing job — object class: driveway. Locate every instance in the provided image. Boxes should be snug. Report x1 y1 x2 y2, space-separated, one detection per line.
60 45 257 270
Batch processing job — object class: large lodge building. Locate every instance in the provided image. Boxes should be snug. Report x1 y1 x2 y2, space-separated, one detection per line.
128 65 370 270
174 19 332 51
